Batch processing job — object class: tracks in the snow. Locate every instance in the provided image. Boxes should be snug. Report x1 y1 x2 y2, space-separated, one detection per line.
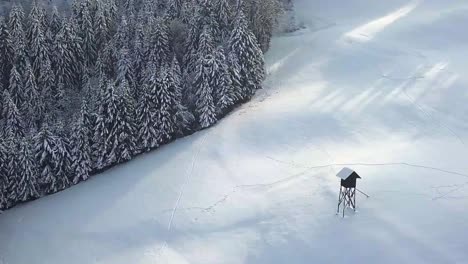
378 60 467 147
154 156 468 220
156 133 208 258
266 156 468 179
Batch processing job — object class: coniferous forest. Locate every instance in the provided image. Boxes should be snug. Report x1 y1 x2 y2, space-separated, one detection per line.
0 0 284 210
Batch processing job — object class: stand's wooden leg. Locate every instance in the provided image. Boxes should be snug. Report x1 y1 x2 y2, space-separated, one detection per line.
353 188 356 212
342 188 348 218
337 186 342 214
342 196 345 218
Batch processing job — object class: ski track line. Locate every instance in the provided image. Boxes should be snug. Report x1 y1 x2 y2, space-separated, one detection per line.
156 133 208 259
154 160 468 219
155 168 314 215
265 156 468 179
432 181 468 200
402 83 466 147
169 133 208 228
379 66 467 148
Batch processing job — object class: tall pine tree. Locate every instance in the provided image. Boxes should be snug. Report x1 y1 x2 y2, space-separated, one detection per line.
9 5 28 76
229 11 265 99
171 57 194 136
80 6 97 68
146 18 170 69
0 17 13 88
156 68 176 144
214 47 236 116
193 54 217 128
0 139 9 209
3 90 24 140
71 102 93 184
8 65 23 107
136 65 159 152
27 2 49 77
17 138 40 202
23 62 44 129
114 80 137 161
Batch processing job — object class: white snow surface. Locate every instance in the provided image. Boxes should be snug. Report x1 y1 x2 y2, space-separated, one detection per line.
2 0 468 263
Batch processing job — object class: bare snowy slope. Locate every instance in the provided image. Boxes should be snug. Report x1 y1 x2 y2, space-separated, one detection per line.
2 0 468 263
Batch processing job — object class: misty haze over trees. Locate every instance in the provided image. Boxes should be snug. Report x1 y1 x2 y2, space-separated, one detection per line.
0 0 290 210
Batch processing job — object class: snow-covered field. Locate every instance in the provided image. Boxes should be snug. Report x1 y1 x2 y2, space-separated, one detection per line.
2 0 468 263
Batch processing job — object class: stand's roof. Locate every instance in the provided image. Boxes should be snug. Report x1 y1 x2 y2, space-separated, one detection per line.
336 167 360 180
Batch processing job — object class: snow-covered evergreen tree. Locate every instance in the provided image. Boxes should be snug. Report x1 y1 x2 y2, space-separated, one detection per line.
166 0 182 20
116 47 135 89
171 56 183 100
113 15 130 51
0 139 9 209
183 23 212 92
17 138 40 202
8 65 23 107
93 79 128 168
0 82 3 119
156 68 176 144
8 5 26 58
197 0 220 42
3 90 24 140
52 124 72 191
71 0 81 20
185 25 220 128
0 17 13 87
169 57 194 136
80 6 97 68
132 14 146 90
193 54 217 128
96 42 117 79
114 80 137 161
101 81 119 167
80 90 95 143
34 122 71 194
71 102 92 184
242 0 282 52
92 77 110 169
214 0 232 41
122 0 136 19
5 139 20 207
34 123 57 194
105 0 119 36
136 66 159 152
9 5 29 78
213 47 236 116
141 0 156 18
146 18 170 68
27 1 49 77
136 92 158 152
55 79 66 113
227 52 243 102
68 17 85 86
229 11 265 99
179 0 196 24
181 10 200 74
53 20 81 89
23 63 43 129
198 25 215 58
38 57 55 113
155 0 168 13
49 6 62 36
94 4 110 52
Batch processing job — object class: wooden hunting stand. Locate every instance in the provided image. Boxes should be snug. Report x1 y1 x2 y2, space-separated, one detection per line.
336 167 363 217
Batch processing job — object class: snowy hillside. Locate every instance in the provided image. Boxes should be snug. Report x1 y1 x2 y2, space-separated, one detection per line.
2 0 468 263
